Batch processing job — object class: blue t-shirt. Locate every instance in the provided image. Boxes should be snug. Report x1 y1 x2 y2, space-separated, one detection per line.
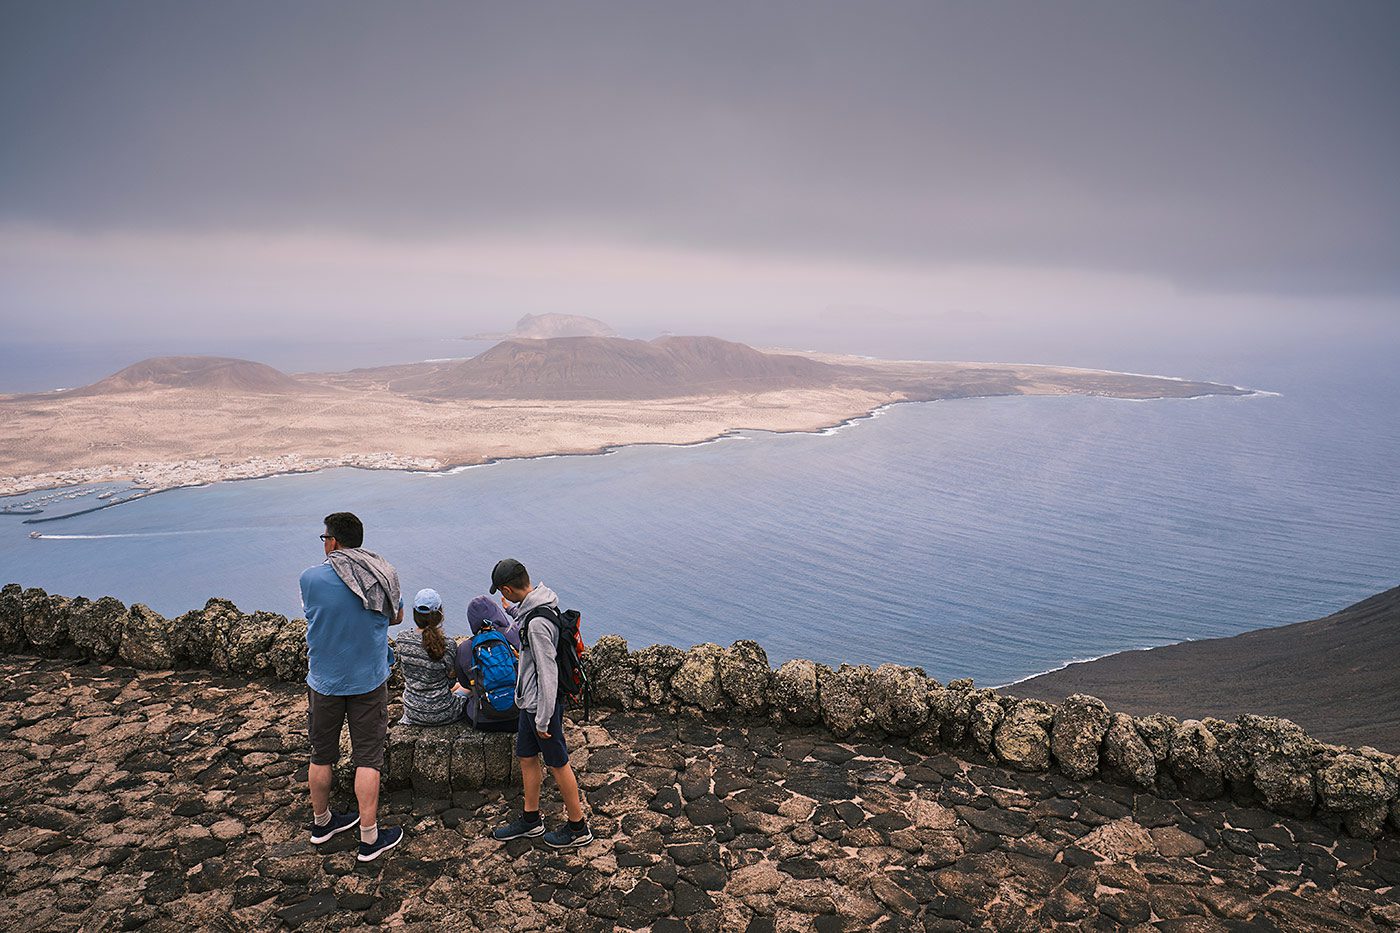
300 561 394 696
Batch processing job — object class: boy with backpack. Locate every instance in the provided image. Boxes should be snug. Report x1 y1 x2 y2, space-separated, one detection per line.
487 558 593 849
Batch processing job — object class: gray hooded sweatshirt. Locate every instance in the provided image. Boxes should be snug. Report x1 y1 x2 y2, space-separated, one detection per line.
507 584 560 733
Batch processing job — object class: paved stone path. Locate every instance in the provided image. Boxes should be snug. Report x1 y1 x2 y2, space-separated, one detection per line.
1 659 1397 931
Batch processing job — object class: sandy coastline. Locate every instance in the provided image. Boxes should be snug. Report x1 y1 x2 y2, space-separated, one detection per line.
0 355 1253 502
0 387 899 500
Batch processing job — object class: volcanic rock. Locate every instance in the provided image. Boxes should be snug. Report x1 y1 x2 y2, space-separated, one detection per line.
0 583 25 650
718 640 771 714
993 700 1054 771
21 587 68 654
1317 751 1400 838
819 665 875 738
671 643 728 713
867 664 931 736
634 644 686 707
68 595 128 661
118 603 175 669
586 634 636 708
1221 714 1323 817
1168 720 1225 799
770 658 823 726
1101 712 1157 787
1051 694 1112 779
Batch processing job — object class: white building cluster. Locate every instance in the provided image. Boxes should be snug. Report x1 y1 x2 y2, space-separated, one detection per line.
0 452 444 499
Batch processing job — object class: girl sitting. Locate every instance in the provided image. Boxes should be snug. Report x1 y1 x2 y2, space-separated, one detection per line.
398 588 467 726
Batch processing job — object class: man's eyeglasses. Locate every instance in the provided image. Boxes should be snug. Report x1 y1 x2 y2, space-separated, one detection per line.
319 534 333 542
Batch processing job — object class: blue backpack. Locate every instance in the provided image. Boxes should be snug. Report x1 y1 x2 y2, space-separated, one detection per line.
470 629 520 721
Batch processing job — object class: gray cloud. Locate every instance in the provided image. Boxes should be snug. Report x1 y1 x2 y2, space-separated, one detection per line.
2 1 1398 296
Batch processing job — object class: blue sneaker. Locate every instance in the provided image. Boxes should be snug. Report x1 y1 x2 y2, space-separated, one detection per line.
543 822 593 849
357 826 403 862
309 811 359 845
491 814 545 841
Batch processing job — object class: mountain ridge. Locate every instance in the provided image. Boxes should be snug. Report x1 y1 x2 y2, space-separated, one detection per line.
397 334 847 399
65 355 309 396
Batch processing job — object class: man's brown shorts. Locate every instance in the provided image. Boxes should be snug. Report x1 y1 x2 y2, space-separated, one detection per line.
307 681 388 770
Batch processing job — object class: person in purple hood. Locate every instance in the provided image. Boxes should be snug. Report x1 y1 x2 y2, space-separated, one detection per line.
453 595 522 732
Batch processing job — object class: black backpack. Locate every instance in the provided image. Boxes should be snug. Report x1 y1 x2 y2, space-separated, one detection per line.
521 605 592 721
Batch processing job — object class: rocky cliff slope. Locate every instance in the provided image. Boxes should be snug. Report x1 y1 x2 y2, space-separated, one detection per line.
64 356 311 396
1016 585 1400 751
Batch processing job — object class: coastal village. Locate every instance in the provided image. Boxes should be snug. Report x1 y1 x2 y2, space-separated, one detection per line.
0 453 444 508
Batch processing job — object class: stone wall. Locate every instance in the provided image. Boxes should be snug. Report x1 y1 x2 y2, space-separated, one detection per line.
5 584 1398 839
585 636 1400 840
0 583 516 793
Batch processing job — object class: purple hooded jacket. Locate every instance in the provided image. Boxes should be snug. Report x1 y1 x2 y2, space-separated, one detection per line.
455 595 522 725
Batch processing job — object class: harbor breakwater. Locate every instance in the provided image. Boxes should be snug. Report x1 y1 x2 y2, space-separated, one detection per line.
4 583 1398 842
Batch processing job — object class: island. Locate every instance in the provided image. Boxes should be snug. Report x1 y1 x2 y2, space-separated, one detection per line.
0 335 1254 501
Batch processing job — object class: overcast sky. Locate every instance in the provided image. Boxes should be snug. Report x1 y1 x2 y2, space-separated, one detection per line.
2 1 1397 354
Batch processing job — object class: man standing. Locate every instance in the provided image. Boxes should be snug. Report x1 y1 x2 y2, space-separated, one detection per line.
300 511 405 862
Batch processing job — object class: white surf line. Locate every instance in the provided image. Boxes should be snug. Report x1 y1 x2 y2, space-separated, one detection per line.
812 402 899 436
995 638 1198 690
31 529 240 540
765 347 1275 397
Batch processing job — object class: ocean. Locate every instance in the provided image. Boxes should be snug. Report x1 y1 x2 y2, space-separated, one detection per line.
2 336 1397 687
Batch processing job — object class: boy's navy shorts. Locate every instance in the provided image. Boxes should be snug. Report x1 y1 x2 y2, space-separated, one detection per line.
516 701 569 768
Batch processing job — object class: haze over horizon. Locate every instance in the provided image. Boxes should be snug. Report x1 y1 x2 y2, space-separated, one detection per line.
2 1 1398 359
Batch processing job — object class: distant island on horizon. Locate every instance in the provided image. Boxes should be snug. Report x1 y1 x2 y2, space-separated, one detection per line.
466 312 617 341
0 333 1255 503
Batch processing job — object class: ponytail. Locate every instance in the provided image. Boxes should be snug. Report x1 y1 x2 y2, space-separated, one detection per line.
414 608 447 661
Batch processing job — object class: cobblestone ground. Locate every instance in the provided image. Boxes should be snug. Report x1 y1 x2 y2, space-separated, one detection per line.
1 659 1397 931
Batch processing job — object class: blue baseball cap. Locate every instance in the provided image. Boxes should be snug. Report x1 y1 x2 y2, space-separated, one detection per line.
413 588 442 613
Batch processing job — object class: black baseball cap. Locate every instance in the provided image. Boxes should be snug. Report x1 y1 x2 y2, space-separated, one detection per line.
490 558 527 594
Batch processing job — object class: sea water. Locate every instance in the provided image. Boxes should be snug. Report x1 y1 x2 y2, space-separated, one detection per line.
3 341 1397 687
